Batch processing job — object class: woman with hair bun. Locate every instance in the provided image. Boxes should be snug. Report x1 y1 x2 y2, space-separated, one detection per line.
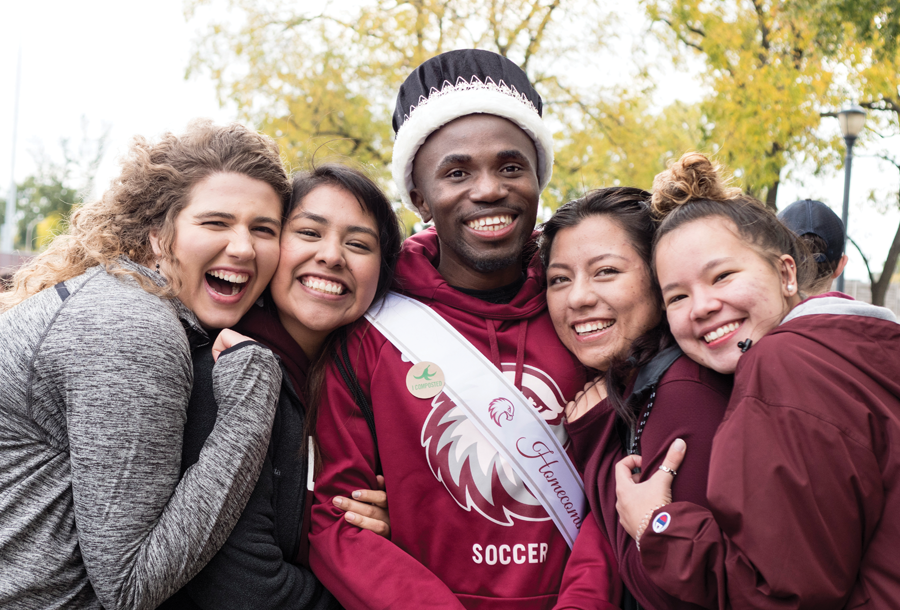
542 187 731 610
0 120 290 609
616 152 900 609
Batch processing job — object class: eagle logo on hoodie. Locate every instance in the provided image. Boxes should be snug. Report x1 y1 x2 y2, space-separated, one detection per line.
488 398 515 426
421 363 567 525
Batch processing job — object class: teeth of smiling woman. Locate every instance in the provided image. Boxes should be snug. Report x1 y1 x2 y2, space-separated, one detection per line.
302 277 345 295
467 215 513 231
703 322 740 343
574 320 614 335
208 269 249 284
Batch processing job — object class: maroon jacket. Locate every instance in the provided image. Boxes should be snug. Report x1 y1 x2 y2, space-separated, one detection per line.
309 229 619 609
559 353 731 609
640 294 900 609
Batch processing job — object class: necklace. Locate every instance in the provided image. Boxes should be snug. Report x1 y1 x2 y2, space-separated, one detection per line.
629 385 657 455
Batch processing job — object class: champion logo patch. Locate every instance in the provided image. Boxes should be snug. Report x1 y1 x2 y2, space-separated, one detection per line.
652 512 671 533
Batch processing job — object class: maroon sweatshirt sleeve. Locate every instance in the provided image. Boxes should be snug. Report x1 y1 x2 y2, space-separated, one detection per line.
308 340 464 610
554 513 621 610
640 395 882 610
562 363 728 610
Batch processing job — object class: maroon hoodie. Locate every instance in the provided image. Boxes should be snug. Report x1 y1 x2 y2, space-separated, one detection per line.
640 294 900 609
309 228 619 610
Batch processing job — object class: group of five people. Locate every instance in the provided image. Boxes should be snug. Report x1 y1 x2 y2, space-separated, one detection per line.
1 48 898 610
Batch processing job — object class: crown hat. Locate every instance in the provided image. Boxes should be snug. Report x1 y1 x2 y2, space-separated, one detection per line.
391 49 554 215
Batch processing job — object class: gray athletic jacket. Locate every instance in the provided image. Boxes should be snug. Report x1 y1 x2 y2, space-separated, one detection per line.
0 261 281 610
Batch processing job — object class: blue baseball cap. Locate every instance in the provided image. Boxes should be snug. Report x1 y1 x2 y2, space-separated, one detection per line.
777 199 845 263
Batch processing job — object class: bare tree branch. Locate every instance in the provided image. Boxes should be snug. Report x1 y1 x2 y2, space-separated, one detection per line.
522 0 561 70
751 0 770 65
847 235 877 288
660 16 705 52
861 98 900 115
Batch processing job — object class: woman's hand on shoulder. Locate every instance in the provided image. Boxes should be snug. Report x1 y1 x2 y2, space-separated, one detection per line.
212 329 255 362
565 376 607 423
332 474 391 538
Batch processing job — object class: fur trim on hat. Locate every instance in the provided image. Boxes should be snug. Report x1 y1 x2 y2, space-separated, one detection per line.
391 81 554 216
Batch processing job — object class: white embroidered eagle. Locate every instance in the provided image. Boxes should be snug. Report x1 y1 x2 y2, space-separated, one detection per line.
421 363 567 526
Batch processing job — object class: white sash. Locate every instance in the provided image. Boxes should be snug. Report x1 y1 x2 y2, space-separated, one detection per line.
365 291 586 547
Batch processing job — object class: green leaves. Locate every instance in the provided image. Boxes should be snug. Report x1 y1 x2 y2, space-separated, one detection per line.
185 0 899 223
186 0 623 227
645 0 841 206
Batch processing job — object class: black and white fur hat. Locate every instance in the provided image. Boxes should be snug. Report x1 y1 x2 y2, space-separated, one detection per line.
391 49 554 214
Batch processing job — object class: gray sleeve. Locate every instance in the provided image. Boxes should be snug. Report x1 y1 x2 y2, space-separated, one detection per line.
58 303 281 610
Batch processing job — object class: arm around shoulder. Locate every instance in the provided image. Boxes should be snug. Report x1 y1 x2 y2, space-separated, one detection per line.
176 452 338 610
309 337 464 610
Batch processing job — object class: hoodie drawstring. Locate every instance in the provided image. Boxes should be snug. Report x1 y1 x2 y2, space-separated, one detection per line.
485 318 529 391
486 319 501 370
515 320 528 390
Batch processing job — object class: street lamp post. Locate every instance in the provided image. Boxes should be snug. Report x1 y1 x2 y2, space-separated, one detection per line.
2 48 22 253
836 103 867 293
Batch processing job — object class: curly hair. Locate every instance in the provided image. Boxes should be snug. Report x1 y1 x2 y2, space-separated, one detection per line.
1 120 291 312
650 152 742 215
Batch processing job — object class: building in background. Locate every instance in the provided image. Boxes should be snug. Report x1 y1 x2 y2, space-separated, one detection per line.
0 252 31 287
843 279 900 315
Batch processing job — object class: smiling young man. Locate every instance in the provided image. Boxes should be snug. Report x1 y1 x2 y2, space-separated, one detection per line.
309 49 619 609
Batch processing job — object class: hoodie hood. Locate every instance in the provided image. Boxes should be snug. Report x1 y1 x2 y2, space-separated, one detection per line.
386 226 580 395
782 291 897 326
759 292 900 401
393 227 547 321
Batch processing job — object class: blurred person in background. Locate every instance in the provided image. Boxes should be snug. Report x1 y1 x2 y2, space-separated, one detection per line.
777 198 848 296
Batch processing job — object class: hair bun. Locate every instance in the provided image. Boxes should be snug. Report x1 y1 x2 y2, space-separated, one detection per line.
650 152 742 217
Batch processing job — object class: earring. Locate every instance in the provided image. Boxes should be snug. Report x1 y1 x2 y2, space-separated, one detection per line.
787 283 794 291
155 261 161 274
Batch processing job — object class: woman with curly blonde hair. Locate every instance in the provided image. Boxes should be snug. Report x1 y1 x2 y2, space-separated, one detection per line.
0 120 290 610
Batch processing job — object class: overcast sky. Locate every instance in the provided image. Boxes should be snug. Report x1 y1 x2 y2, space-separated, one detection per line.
1 0 898 281
0 0 231 192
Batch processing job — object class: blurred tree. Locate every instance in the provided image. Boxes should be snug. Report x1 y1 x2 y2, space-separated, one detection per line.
186 0 594 176
826 18 900 306
643 0 840 209
850 154 900 307
801 0 899 59
1 119 108 251
14 174 80 251
552 96 708 205
187 0 896 238
186 0 702 228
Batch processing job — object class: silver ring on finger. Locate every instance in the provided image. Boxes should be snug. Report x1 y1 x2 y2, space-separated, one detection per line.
658 465 677 477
